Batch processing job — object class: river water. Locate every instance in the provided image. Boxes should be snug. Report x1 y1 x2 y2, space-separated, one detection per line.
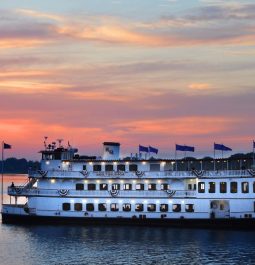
1 175 255 265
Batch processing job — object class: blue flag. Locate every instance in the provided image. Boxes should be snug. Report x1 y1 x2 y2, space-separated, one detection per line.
214 143 232 151
176 144 186 151
139 145 149 153
149 146 158 154
185 145 195 152
176 144 195 152
3 143 11 149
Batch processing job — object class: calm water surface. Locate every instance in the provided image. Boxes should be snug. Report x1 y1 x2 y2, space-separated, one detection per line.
1 175 255 265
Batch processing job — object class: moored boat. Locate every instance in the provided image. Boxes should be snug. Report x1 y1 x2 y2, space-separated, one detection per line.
2 140 255 229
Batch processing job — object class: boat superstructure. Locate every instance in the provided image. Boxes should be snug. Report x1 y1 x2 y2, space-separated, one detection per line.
2 141 255 228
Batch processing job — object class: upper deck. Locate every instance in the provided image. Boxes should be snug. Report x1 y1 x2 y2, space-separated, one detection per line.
36 140 255 180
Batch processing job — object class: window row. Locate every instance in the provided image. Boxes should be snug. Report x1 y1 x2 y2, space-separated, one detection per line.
83 164 162 172
62 203 194 213
76 183 170 191
198 181 255 194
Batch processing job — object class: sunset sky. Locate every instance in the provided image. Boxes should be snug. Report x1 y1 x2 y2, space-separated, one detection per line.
0 0 255 160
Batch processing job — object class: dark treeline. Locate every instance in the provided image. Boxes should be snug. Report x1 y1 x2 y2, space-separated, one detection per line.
1 152 254 173
2 158 40 174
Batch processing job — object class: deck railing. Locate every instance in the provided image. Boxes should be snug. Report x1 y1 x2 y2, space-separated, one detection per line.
28 169 253 179
7 187 196 198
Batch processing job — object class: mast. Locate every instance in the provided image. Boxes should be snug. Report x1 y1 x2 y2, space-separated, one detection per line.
1 141 4 208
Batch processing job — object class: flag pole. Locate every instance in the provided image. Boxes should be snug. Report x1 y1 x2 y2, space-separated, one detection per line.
253 140 255 167
1 141 4 208
213 143 216 171
175 147 177 171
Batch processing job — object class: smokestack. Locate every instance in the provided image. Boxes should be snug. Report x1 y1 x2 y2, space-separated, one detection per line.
102 142 120 160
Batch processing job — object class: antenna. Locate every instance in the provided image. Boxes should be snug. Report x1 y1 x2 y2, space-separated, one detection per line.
44 136 48 149
52 142 56 150
57 139 64 148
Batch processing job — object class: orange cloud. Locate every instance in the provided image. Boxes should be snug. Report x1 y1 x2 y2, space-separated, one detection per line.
0 81 71 94
114 116 235 136
0 39 50 49
188 83 211 91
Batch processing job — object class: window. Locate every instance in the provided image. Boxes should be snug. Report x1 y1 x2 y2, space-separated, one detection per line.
220 182 227 193
76 183 84 190
135 204 143 212
111 203 119 211
93 165 101 172
242 182 249 193
148 184 157 190
161 183 169 191
124 183 132 190
172 204 181 212
83 165 87 170
123 203 131 212
98 203 107 211
160 204 168 212
150 164 160 172
100 183 108 190
253 182 255 193
117 164 125 171
74 203 82 211
105 164 114 171
86 203 94 211
136 183 144 190
129 164 138 172
188 184 192 190
147 204 156 212
209 182 215 193
112 183 120 190
62 203 70 211
198 182 205 193
88 183 96 190
185 204 194 212
231 182 238 193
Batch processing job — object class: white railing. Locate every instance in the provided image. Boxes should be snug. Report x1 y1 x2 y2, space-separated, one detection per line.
28 169 253 179
7 187 196 198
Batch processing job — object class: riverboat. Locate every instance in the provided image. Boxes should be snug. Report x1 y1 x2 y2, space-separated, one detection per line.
2 140 255 229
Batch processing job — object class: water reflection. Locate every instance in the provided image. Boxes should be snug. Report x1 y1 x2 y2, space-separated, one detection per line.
1 224 255 265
